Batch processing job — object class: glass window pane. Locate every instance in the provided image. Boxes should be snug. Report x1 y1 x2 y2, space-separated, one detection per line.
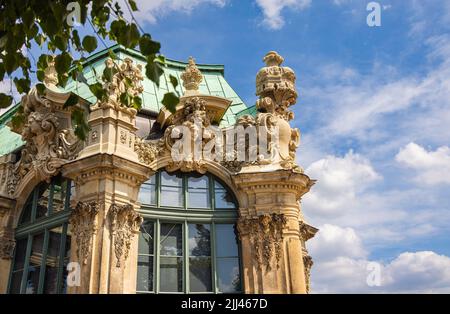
188 175 208 189
9 271 23 294
13 238 28 271
25 233 45 294
160 257 183 292
36 183 51 219
214 181 236 209
217 258 241 293
160 223 183 256
137 255 153 292
160 186 183 207
43 227 63 294
19 197 33 225
60 225 71 294
160 172 184 207
52 178 68 213
10 239 27 293
188 224 211 256
189 257 212 292
161 172 182 187
139 184 156 205
187 175 210 208
188 188 210 209
138 221 154 255
215 224 238 257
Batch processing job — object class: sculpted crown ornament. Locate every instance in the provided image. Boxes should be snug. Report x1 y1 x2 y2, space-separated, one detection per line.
256 51 297 121
93 57 144 115
181 57 203 93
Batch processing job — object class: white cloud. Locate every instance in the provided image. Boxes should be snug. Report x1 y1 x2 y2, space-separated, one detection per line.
396 142 450 185
309 225 450 293
308 224 367 261
255 0 311 29
303 151 381 216
126 0 227 24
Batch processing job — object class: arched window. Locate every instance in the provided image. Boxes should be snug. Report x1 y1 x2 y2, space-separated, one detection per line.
8 177 73 294
137 171 242 294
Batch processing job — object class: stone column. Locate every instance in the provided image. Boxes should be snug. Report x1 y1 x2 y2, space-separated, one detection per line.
233 170 313 294
61 58 152 294
0 197 16 294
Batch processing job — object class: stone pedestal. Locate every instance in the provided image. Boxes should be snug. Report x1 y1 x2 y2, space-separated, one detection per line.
62 106 152 294
233 170 314 294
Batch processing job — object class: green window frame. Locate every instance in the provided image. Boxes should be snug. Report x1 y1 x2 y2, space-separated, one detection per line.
137 171 242 294
7 177 73 294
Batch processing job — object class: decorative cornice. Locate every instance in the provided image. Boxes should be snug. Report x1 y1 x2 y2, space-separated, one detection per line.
299 221 319 242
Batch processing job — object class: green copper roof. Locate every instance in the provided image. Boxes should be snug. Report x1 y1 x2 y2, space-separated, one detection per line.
0 45 248 157
235 105 257 120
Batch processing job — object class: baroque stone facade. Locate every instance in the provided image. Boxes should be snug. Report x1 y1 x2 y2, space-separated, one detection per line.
0 50 317 294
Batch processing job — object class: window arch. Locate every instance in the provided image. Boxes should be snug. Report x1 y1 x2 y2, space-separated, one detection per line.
8 177 73 294
137 170 242 294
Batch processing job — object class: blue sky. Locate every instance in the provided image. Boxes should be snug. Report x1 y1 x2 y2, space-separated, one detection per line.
2 0 450 293
131 0 450 293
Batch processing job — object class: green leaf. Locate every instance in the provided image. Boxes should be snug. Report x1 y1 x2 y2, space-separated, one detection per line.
145 57 164 87
102 65 117 83
82 36 97 53
161 92 179 113
71 107 90 141
0 93 13 109
54 52 72 76
169 74 178 90
132 96 142 109
36 83 46 95
72 30 82 50
13 78 30 94
53 35 67 51
89 82 105 100
64 94 79 108
119 92 131 107
37 54 49 71
139 34 160 56
128 0 139 11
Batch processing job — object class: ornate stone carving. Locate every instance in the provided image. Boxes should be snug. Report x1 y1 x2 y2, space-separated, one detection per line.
7 86 83 196
303 252 313 294
134 137 162 165
253 51 303 173
0 237 15 260
256 51 297 121
299 221 319 242
136 96 216 174
43 59 58 87
92 57 144 116
181 57 203 92
69 201 100 265
238 213 287 271
108 203 142 267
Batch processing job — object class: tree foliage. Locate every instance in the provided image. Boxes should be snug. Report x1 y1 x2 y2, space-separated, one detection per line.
0 0 180 139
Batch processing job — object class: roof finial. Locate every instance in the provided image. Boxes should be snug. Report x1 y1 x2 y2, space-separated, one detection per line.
181 56 203 95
